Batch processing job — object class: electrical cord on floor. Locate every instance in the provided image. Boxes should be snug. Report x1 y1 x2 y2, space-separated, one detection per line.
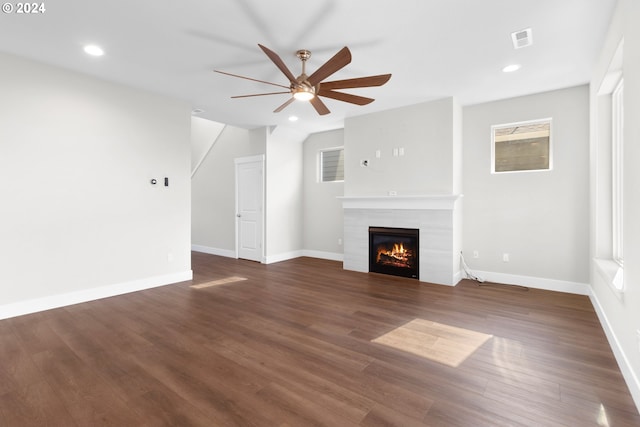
460 251 484 283
460 251 529 291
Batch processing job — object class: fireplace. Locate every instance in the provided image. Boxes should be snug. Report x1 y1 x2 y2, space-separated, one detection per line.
369 227 419 279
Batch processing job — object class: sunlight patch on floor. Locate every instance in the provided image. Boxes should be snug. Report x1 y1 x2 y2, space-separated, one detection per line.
371 319 493 367
597 403 611 426
190 276 247 289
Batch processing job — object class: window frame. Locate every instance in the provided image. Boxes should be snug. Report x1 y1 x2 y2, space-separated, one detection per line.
318 146 345 183
612 77 624 267
491 118 553 174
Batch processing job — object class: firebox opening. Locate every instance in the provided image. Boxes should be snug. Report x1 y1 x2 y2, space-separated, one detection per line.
369 227 419 279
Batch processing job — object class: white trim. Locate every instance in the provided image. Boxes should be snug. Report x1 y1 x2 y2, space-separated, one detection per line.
234 154 265 165
319 146 345 183
0 270 193 321
491 117 553 174
191 244 236 259
612 77 624 265
339 194 462 210
301 250 344 262
192 247 344 263
589 288 640 412
594 258 625 298
472 270 590 295
264 250 304 264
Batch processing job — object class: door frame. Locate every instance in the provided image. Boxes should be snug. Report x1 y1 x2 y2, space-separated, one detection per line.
234 154 265 262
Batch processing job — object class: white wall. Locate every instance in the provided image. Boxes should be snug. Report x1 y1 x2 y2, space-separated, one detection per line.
341 98 463 285
303 129 344 260
590 0 640 409
191 122 265 255
0 52 192 316
191 116 225 174
191 122 306 264
264 126 306 262
462 85 590 290
344 98 460 197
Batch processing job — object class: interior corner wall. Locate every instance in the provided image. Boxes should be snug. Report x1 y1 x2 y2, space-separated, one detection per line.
344 98 457 197
302 129 345 259
264 126 306 263
0 52 192 312
191 116 225 173
590 0 640 410
462 85 590 287
191 122 265 255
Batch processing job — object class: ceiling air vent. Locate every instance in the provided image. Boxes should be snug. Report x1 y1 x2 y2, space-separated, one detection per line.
511 28 533 49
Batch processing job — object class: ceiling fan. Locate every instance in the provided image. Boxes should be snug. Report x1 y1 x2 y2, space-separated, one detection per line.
214 44 391 116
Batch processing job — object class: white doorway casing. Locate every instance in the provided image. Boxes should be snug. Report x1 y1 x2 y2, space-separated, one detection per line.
235 155 265 262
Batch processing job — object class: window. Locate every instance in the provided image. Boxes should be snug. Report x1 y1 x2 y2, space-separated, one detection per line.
594 38 624 295
319 147 344 182
612 78 624 266
492 119 552 173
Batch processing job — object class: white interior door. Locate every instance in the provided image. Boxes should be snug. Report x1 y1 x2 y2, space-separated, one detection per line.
235 155 264 262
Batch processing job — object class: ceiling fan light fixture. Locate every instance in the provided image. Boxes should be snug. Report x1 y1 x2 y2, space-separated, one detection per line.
293 86 315 101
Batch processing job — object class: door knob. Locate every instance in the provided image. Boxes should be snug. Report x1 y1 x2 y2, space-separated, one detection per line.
236 214 241 217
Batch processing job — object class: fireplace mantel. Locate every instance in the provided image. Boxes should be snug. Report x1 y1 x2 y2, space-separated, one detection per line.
339 194 462 210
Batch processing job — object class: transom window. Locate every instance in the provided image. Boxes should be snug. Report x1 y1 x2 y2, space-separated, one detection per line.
492 119 552 173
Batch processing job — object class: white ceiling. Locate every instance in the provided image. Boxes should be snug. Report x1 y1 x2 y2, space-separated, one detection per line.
0 0 616 134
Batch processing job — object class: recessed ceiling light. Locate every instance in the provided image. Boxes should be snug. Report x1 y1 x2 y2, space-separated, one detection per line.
502 64 521 73
83 45 104 57
288 116 299 122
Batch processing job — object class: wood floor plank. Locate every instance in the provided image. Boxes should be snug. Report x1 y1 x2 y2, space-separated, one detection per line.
0 253 638 426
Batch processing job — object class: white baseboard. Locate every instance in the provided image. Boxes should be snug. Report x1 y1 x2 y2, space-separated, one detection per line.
191 244 236 258
589 289 640 412
301 250 344 262
191 246 344 264
0 270 193 321
452 269 463 286
264 250 304 264
472 270 590 295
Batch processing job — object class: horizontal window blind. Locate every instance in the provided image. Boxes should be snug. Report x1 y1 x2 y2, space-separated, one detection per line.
321 148 344 182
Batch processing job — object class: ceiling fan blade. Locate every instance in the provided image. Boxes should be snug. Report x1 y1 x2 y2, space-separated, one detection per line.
309 96 330 115
320 74 391 90
258 44 297 84
214 70 290 89
231 91 291 99
307 47 352 87
274 97 295 113
317 89 374 106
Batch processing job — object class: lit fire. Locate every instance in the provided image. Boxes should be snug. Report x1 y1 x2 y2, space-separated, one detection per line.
376 242 413 267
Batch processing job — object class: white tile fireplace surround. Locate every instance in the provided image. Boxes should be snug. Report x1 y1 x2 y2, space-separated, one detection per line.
340 195 463 286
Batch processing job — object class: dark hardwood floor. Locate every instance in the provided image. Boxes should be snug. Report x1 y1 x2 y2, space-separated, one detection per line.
1 252 638 426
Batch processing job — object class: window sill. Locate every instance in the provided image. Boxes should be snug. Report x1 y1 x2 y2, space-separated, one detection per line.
594 258 625 299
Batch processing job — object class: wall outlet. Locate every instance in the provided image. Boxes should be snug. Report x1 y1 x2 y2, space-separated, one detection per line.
393 148 399 157
375 150 381 158
338 238 343 246
399 147 405 156
502 253 510 262
473 250 479 259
